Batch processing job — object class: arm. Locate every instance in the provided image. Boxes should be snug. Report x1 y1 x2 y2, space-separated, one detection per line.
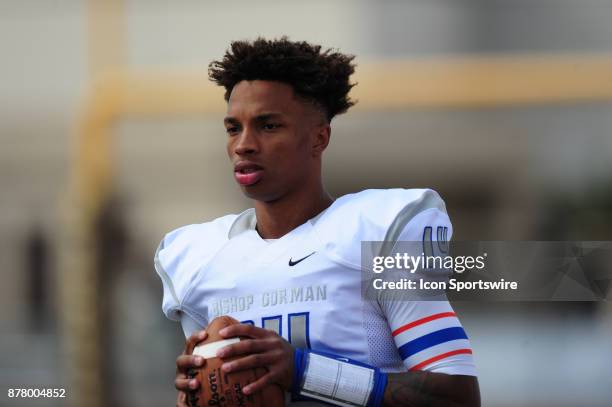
384 371 480 407
216 324 480 407
378 297 479 407
375 202 479 406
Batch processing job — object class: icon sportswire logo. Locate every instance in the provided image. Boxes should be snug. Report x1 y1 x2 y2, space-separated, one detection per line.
288 252 316 267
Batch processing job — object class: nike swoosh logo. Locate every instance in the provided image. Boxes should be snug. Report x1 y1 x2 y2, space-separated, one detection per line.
288 252 316 267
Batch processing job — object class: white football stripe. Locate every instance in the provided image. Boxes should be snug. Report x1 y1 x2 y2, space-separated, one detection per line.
193 338 240 359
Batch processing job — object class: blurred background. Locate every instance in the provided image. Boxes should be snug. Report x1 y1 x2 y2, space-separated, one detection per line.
1 0 611 406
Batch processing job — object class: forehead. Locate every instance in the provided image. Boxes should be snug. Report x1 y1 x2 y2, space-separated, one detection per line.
226 80 301 118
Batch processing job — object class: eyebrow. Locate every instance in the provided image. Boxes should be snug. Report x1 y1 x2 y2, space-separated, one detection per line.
224 112 285 125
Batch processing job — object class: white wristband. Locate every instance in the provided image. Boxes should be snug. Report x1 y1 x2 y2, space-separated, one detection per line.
299 353 375 407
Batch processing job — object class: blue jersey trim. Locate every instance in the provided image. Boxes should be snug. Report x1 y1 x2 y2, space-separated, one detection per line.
398 327 468 360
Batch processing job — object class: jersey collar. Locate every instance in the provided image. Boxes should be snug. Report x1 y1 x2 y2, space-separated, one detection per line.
227 208 257 239
227 206 329 240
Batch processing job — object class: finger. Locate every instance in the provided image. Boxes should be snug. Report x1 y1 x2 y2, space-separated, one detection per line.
217 337 279 359
243 372 274 395
175 377 200 392
222 350 282 373
185 330 208 354
176 391 189 407
218 323 271 339
177 354 205 372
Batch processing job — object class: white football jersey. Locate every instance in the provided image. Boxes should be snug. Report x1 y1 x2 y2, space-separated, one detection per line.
155 189 477 378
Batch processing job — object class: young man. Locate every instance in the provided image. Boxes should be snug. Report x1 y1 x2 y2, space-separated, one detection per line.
155 37 480 407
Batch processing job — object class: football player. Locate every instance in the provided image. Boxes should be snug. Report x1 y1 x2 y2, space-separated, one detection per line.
155 37 480 407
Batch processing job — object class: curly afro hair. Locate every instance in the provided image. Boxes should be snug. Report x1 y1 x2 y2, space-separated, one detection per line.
208 37 357 122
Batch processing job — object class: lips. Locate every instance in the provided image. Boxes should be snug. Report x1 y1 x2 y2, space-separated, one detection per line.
234 162 264 186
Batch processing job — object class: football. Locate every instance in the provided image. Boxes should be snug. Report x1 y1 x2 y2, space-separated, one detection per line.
186 315 286 407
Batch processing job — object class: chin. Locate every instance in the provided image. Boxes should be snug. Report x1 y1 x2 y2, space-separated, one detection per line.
240 184 282 203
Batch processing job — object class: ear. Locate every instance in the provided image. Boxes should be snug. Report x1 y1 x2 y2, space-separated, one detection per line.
312 123 331 157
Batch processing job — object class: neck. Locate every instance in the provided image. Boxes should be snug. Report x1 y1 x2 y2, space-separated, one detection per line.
254 185 333 239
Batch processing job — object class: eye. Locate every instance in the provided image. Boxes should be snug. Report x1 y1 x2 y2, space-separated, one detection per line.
225 126 240 135
262 123 281 131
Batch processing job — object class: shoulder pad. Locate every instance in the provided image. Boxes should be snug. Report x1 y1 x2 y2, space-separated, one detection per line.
313 189 449 268
154 214 237 321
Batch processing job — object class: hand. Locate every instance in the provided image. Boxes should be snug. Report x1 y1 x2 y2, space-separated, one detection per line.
174 330 207 407
216 324 295 395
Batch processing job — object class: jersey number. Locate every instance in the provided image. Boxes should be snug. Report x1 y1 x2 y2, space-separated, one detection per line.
242 312 311 349
423 226 449 256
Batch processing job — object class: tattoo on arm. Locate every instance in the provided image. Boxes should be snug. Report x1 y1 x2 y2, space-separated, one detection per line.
384 372 480 407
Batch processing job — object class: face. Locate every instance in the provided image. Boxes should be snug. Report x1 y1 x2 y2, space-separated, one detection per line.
225 80 329 202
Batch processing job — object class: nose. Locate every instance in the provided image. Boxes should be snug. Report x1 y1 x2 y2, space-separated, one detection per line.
233 127 259 156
